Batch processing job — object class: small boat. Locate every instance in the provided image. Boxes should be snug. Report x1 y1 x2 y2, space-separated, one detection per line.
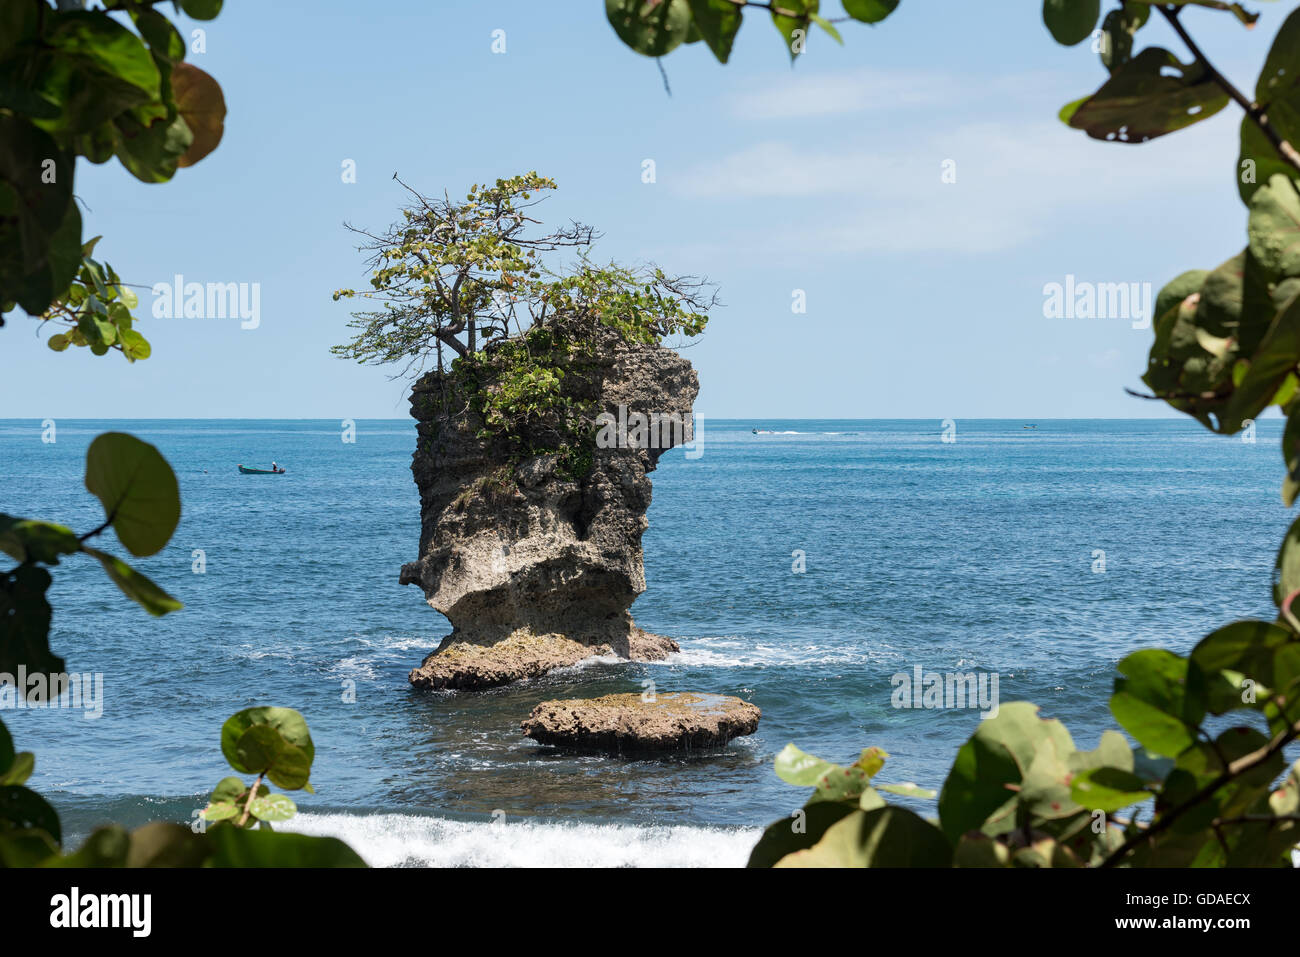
238 465 286 474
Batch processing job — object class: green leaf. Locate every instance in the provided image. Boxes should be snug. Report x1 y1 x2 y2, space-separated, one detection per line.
178 0 224 21
0 117 76 315
1275 515 1300 608
0 829 60 867
1218 290 1300 433
606 0 694 57
1063 47 1228 143
937 702 1075 842
220 707 315 790
808 13 842 44
1098 3 1149 73
1238 9 1300 204
1067 729 1135 774
1070 766 1152 812
747 800 857 867
876 781 937 799
770 0 817 62
842 0 900 24
171 62 226 168
119 329 152 362
0 564 63 680
1189 620 1292 706
201 801 239 822
686 0 742 63
0 721 12 777
249 793 296 822
953 832 1011 867
0 516 80 565
1 752 35 787
83 547 182 617
0 784 61 845
84 432 181 558
773 806 952 867
131 7 187 62
50 825 130 867
124 822 211 867
1109 692 1195 758
205 827 366 868
773 743 837 786
209 776 247 804
1248 173 1300 278
1043 0 1100 46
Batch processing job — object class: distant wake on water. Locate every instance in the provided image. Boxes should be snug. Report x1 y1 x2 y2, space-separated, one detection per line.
284 813 759 867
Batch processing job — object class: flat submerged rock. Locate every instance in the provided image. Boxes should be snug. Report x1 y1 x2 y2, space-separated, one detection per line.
520 692 760 753
409 629 678 691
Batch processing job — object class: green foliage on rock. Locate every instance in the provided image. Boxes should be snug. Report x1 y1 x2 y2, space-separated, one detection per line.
335 173 714 478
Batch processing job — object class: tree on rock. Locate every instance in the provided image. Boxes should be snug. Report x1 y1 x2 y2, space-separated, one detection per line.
331 172 716 379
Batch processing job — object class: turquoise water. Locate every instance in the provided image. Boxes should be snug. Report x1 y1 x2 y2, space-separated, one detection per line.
0 418 1291 865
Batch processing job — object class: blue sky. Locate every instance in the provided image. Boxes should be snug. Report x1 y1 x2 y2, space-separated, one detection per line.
1 0 1290 419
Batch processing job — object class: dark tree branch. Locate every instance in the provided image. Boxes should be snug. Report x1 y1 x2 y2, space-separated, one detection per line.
1159 5 1300 174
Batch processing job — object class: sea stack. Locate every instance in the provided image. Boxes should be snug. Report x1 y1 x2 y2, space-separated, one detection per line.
400 313 697 690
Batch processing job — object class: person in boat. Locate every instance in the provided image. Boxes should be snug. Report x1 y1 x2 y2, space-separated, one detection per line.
271 461 278 472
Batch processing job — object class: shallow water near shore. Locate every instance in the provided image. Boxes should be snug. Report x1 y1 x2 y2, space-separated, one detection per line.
1 418 1290 866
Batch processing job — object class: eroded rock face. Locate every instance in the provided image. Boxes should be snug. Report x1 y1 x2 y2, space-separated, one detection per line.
401 315 697 690
521 693 761 752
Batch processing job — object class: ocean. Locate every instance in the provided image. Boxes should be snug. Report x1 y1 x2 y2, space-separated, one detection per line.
1 418 1291 866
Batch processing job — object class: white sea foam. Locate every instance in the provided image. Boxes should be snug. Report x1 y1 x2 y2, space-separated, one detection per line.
663 636 891 669
329 655 379 680
284 812 760 868
343 635 439 653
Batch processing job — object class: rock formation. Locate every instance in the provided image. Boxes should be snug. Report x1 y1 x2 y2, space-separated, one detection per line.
521 693 761 752
401 314 698 690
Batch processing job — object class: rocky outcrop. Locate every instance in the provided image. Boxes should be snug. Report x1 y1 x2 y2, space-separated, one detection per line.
521 693 761 752
401 314 697 690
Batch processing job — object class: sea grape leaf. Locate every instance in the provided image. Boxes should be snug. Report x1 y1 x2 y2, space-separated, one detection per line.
937 702 1075 842
83 432 181 558
1043 0 1099 46
0 516 80 566
205 827 366 868
0 565 63 680
686 0 743 63
220 707 315 790
843 0 899 24
172 62 226 167
83 547 182 617
1110 649 1201 757
1248 174 1300 278
1238 7 1300 204
1062 47 1228 143
774 806 952 867
606 0 694 57
747 800 857 867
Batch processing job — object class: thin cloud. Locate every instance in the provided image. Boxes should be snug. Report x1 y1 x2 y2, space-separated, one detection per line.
669 116 1235 255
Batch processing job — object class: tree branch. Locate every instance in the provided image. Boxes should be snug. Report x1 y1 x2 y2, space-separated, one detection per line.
1159 5 1300 174
1098 712 1300 867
